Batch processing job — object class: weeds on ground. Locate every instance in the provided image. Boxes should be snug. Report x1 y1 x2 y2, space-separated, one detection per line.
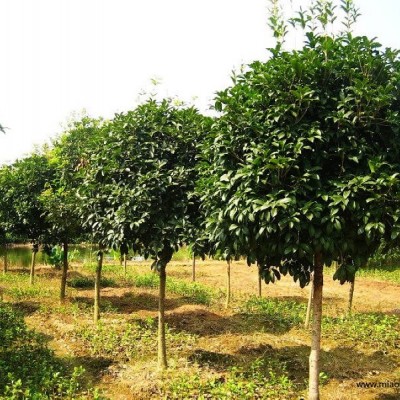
68 276 117 289
74 318 197 361
324 263 400 284
0 273 29 285
323 313 400 350
129 273 213 305
0 273 56 301
357 267 400 284
39 301 93 317
239 296 306 333
0 302 100 399
163 357 297 399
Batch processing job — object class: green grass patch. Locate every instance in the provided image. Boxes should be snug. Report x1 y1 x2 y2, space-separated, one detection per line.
323 312 400 350
239 296 306 333
163 358 296 399
130 273 213 305
8 285 54 300
131 273 158 288
324 264 400 284
74 318 197 361
0 302 99 399
68 276 117 289
0 274 55 300
0 273 30 285
172 246 191 262
357 267 400 284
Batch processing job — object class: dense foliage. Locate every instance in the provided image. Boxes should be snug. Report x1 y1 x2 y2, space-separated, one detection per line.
0 154 54 247
200 32 400 285
78 99 212 267
0 303 91 399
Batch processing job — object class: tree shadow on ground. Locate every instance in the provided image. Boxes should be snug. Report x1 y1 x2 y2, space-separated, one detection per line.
72 292 185 313
73 355 114 381
165 308 296 336
166 309 241 336
0 317 99 397
234 344 397 384
12 301 41 316
276 295 308 304
377 393 400 400
36 268 60 279
67 271 119 289
5 267 29 274
188 349 236 371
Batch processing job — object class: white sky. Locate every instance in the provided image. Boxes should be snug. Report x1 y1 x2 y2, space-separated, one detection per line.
1 0 400 164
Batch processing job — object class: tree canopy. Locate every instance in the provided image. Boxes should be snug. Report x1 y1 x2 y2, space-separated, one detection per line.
201 31 400 284
199 2 400 398
79 99 212 266
0 153 54 246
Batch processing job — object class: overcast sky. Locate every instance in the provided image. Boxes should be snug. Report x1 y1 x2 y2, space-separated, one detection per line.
1 0 399 164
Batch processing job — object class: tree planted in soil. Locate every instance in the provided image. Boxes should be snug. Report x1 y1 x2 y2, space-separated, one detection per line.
200 1 400 399
79 99 211 368
0 154 54 284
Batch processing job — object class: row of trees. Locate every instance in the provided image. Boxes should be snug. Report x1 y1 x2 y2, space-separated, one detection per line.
1 1 399 399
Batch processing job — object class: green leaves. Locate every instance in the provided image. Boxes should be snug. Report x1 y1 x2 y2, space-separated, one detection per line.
333 256 357 285
76 99 212 261
0 153 55 244
199 13 400 286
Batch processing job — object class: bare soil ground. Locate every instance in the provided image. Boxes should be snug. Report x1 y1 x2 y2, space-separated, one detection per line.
4 259 400 399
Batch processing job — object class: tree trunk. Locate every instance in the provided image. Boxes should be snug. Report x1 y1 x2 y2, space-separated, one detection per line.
124 253 127 277
257 263 262 297
3 243 8 274
347 276 355 315
94 248 103 324
29 246 38 285
158 264 167 370
309 252 324 400
192 254 196 282
60 241 68 302
305 272 314 329
225 259 231 308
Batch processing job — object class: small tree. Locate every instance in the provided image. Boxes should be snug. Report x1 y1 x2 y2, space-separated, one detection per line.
79 99 211 368
0 166 15 274
41 117 102 302
0 154 54 283
52 116 105 317
200 2 400 399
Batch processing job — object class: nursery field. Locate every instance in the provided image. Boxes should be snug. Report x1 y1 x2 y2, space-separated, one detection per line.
0 257 399 400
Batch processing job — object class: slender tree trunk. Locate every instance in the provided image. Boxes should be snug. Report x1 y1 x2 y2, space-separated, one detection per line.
60 241 68 302
30 246 38 285
257 263 262 297
158 264 167 370
124 253 127 277
305 272 314 329
192 254 196 282
94 248 103 324
225 259 231 308
3 243 8 274
347 276 355 315
309 252 324 400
